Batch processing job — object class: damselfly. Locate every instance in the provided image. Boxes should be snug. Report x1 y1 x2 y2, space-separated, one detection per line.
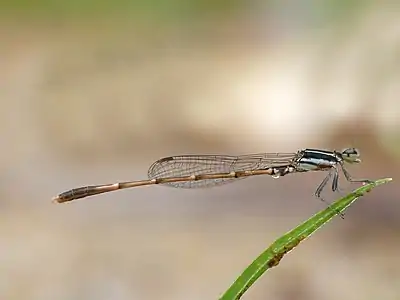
52 148 371 204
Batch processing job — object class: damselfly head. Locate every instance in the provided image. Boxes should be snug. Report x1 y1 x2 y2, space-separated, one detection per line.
340 148 361 163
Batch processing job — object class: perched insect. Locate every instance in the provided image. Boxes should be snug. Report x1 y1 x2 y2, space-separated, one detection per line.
53 147 371 206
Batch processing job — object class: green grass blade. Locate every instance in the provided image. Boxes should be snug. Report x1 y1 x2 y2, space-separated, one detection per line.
219 177 393 300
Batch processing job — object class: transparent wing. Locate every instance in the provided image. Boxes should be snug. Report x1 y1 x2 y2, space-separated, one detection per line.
147 152 297 188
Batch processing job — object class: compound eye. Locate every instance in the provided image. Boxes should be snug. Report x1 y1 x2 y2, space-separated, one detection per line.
341 148 361 163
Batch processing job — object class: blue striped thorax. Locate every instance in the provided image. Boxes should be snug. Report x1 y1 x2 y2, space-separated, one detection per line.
295 148 361 172
296 149 339 171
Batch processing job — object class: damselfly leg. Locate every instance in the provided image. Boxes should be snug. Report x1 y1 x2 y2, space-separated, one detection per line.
340 163 373 185
314 168 345 218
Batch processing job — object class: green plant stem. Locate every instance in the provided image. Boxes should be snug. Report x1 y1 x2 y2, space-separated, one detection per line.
219 177 393 300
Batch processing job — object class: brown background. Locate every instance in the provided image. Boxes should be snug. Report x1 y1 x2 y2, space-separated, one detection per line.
1 1 399 299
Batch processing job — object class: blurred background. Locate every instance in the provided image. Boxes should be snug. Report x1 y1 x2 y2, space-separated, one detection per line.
1 0 400 299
